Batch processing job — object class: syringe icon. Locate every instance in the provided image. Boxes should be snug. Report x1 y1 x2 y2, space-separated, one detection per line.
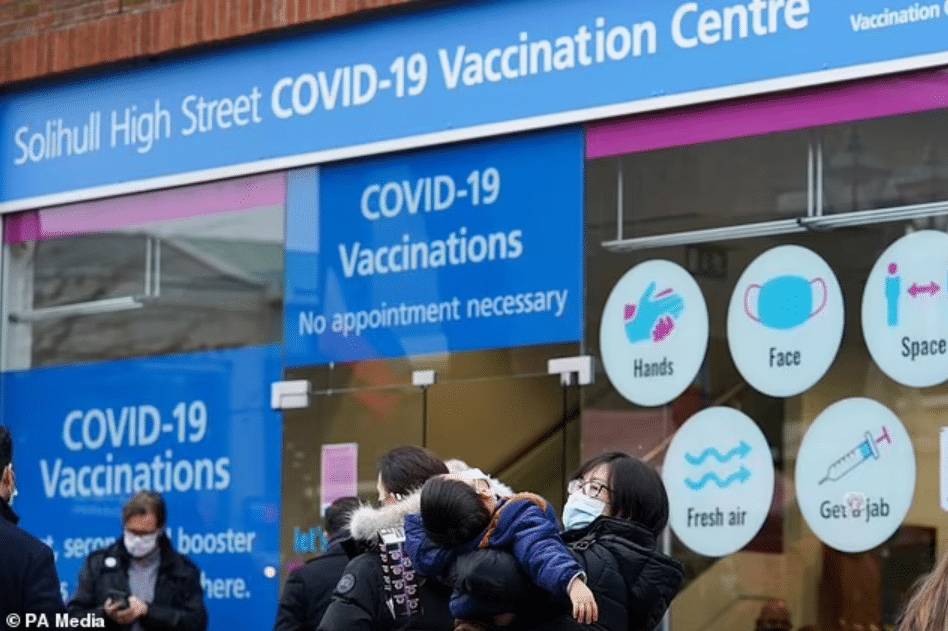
818 426 892 485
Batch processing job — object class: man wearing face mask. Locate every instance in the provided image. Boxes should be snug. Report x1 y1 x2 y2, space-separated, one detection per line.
0 425 68 622
67 491 208 631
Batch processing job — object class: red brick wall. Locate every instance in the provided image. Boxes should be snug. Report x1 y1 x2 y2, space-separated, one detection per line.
0 0 417 85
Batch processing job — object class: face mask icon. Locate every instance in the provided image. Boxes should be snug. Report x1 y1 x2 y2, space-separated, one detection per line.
745 275 827 330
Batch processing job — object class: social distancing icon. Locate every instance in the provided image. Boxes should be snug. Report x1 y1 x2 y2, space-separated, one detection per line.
863 230 948 387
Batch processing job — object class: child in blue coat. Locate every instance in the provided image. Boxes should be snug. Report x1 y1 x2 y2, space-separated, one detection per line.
405 469 598 629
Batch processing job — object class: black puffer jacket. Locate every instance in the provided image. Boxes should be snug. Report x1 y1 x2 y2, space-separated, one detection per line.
317 491 453 631
561 516 684 631
67 535 207 631
317 551 453 631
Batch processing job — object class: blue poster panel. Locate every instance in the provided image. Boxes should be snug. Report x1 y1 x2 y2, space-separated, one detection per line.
284 127 584 366
4 0 948 208
2 345 282 631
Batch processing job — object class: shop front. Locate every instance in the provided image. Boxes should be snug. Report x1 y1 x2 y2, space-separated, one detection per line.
2 0 948 629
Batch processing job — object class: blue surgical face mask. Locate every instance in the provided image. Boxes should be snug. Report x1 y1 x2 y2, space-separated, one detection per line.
562 492 606 531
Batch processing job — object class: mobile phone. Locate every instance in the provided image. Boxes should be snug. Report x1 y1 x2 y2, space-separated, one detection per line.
106 589 130 609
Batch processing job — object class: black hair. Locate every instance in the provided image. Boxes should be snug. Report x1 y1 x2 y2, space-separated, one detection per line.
0 425 11 474
122 491 167 528
325 496 361 537
573 452 669 536
420 476 491 548
378 445 449 497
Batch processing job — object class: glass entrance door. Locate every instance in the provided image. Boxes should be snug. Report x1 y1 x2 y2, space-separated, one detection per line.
276 342 581 577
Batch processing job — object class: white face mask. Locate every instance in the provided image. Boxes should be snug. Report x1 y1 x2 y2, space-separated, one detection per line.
562 491 606 531
124 530 159 558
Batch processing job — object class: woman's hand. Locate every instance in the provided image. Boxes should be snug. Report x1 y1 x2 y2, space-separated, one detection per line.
568 578 598 625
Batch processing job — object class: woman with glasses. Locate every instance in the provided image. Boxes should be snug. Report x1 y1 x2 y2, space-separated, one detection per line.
555 452 685 631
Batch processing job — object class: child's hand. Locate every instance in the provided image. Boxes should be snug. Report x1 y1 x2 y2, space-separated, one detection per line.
568 578 598 625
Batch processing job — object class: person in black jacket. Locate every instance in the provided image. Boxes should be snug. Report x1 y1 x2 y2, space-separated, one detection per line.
317 445 453 631
67 491 208 631
556 453 685 631
0 425 68 624
273 496 361 631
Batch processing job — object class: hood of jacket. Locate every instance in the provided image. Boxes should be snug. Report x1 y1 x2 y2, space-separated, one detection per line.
347 489 422 543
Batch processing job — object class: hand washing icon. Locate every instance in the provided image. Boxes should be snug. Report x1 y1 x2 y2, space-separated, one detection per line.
745 275 828 330
624 281 685 344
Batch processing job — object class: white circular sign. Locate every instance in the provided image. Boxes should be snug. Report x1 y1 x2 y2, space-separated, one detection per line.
600 260 709 407
862 230 948 387
727 245 844 397
795 398 916 553
662 407 775 557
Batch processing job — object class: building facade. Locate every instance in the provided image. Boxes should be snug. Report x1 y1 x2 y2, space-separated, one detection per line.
3 1 948 630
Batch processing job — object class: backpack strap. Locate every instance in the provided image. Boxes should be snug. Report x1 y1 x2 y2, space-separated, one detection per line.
478 492 549 550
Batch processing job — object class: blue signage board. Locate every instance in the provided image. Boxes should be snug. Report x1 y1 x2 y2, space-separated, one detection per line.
284 127 583 366
4 0 948 209
3 345 282 631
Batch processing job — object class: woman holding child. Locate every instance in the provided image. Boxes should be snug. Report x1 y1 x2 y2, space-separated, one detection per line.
406 451 684 631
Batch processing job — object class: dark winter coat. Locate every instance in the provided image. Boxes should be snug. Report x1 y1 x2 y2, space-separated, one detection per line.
273 534 351 631
67 534 208 631
0 499 67 623
453 515 685 631
561 516 684 631
405 493 584 621
317 491 453 631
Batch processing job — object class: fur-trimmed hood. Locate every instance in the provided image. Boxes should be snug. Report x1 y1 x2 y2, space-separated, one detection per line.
346 471 515 543
485 475 514 498
347 489 422 542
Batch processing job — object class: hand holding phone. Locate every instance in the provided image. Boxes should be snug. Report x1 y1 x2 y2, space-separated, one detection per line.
106 589 130 611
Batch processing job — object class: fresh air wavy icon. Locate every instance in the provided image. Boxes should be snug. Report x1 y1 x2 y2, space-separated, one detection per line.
684 440 752 490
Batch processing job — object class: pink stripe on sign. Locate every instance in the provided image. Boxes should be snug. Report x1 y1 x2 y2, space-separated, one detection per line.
586 68 948 159
5 171 286 244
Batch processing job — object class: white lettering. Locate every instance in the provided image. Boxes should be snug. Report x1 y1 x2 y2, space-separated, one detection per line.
672 3 700 48
271 77 294 119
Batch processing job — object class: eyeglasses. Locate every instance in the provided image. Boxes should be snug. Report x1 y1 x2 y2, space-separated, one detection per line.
568 478 611 499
